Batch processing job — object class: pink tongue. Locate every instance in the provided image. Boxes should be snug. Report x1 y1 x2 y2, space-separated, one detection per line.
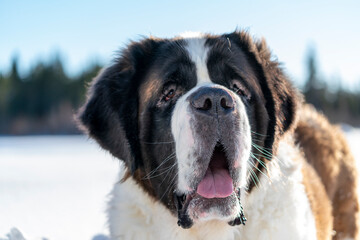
196 167 233 198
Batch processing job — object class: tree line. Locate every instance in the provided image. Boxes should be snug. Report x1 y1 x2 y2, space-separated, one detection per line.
0 50 359 135
303 50 360 128
0 56 101 134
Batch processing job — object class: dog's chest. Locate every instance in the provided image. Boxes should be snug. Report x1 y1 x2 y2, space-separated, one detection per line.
238 142 317 240
108 141 317 240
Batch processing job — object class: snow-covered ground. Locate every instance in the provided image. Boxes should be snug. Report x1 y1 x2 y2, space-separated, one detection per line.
1 129 360 240
0 136 119 240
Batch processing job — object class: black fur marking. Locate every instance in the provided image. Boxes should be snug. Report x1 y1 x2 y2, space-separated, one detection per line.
174 191 194 229
78 39 164 175
228 190 247 226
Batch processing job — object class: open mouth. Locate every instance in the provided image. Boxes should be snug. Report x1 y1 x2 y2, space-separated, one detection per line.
196 144 234 198
174 142 246 229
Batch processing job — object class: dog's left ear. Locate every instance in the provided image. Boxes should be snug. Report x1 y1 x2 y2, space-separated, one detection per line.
225 31 300 154
253 38 300 136
77 38 162 174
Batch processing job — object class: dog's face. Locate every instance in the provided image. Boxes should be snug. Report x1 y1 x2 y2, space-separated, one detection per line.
78 31 298 228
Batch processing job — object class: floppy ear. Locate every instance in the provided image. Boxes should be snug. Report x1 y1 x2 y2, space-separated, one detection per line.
225 31 300 155
253 37 300 135
77 38 161 174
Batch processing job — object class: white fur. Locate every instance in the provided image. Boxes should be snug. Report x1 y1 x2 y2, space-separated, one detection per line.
108 138 317 240
238 137 317 240
183 36 211 84
171 89 196 193
108 163 239 240
233 96 252 187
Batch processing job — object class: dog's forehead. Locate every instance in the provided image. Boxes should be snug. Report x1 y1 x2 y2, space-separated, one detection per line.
182 35 211 85
139 33 263 105
148 34 212 85
139 35 209 104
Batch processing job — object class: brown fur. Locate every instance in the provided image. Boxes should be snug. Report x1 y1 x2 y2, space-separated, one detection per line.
302 159 333 239
295 104 359 240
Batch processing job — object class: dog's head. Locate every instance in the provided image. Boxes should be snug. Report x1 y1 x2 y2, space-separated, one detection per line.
78 31 299 228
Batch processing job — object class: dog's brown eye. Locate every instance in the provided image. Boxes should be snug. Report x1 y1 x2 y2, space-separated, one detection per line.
165 89 175 101
232 81 250 100
162 84 177 102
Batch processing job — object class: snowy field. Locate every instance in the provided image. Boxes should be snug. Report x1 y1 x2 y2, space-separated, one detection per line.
1 129 360 240
0 136 119 240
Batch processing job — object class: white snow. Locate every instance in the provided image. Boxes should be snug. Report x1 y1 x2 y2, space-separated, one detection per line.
0 136 118 240
0 130 360 240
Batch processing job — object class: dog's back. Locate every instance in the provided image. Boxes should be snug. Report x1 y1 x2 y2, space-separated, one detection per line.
295 104 359 240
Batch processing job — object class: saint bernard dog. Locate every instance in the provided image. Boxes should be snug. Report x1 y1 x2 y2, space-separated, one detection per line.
78 31 359 240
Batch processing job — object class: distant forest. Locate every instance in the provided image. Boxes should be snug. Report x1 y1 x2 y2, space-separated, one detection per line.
0 56 101 134
0 50 359 135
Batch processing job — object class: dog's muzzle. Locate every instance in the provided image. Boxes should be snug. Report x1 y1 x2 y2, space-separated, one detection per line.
173 85 248 229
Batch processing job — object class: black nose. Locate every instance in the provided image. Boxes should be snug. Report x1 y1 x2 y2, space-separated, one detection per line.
189 87 234 116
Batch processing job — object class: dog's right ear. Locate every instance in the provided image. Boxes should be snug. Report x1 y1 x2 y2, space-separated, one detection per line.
77 38 162 174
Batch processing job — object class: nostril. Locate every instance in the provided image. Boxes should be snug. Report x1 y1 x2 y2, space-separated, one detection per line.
202 98 212 110
191 97 213 111
220 97 234 109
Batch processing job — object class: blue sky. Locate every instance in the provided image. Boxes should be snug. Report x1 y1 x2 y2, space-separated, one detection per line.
1 0 360 87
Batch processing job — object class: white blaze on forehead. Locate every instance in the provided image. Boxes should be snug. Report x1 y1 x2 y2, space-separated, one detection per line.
182 35 211 85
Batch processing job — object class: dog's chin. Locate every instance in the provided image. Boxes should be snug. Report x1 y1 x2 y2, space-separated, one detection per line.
187 192 241 222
